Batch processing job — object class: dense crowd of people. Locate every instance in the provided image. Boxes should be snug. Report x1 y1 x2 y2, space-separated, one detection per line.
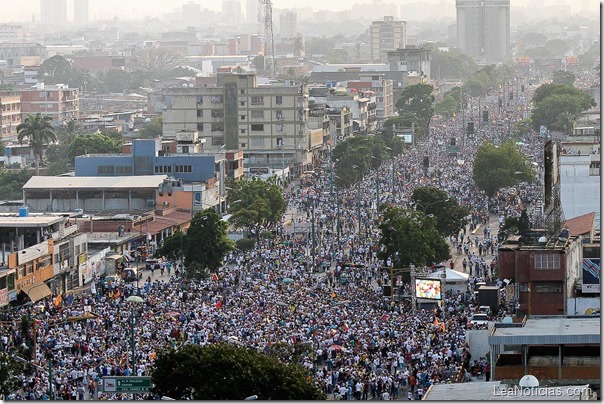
0 84 546 400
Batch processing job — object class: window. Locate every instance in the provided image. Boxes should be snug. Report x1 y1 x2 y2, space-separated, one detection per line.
240 101 245 106
115 166 133 174
240 115 246 120
210 95 223 104
181 146 189 154
276 123 284 132
197 123 204 131
251 124 264 131
251 96 264 105
277 138 284 146
196 96 203 104
97 166 114 175
211 122 224 131
240 129 246 134
175 165 192 173
251 110 264 119
197 109 203 117
276 96 283 105
212 137 223 145
240 89 245 94
251 138 265 146
535 282 563 293
154 166 172 173
211 109 224 118
241 143 246 148
276 110 283 119
534 254 561 270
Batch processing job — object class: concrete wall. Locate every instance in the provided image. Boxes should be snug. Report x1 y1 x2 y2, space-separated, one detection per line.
467 328 491 361
566 297 600 315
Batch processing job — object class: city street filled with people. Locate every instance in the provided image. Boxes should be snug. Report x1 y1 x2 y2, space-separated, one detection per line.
1 89 545 400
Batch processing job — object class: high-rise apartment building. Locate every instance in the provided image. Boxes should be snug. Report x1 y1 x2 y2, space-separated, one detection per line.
370 16 407 63
279 10 297 40
456 0 510 64
246 0 258 24
222 0 242 26
183 2 202 27
161 74 310 174
74 0 90 25
40 0 67 26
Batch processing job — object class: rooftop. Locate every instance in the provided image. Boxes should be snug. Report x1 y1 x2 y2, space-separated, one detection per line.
0 215 64 227
424 382 591 400
563 212 596 237
489 317 600 346
23 175 167 190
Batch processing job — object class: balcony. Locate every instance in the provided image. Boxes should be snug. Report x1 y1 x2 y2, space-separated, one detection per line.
52 223 79 241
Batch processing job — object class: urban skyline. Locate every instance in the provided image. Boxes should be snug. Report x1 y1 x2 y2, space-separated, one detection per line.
0 0 596 23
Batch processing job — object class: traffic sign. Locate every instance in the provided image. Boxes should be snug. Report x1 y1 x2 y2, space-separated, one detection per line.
102 376 153 393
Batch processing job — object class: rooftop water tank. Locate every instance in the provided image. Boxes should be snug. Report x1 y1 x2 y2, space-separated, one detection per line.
19 206 29 217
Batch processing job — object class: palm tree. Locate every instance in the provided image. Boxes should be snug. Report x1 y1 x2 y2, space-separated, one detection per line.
16 113 57 175
59 119 81 144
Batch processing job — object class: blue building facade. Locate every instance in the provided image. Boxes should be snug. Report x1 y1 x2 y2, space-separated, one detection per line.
75 139 216 182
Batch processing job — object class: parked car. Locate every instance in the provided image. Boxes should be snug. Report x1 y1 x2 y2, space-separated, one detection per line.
478 305 491 315
470 313 489 326
121 268 142 283
145 259 161 270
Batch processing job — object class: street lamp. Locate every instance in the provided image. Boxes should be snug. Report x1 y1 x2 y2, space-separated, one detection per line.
126 295 144 380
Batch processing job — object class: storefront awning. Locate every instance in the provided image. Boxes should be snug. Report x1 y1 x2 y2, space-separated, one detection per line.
22 282 52 302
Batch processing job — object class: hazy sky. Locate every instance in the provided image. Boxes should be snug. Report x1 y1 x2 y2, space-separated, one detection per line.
0 0 595 23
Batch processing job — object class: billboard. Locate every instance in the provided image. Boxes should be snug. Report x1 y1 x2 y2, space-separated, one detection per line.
582 258 600 293
415 278 442 300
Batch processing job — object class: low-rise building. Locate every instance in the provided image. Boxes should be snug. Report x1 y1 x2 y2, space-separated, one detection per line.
0 93 21 139
20 83 79 123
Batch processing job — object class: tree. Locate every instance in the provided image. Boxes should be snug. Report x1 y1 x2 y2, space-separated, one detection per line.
532 83 591 105
16 113 57 175
410 187 469 237
182 210 234 276
332 135 390 188
531 83 595 132
66 133 122 162
151 344 325 400
395 83 434 135
129 47 184 72
0 170 33 200
551 70 576 87
154 230 184 263
44 143 71 175
433 95 458 119
227 180 286 241
102 69 133 93
0 352 25 398
383 113 422 138
472 142 535 198
138 117 163 139
377 206 450 268
58 119 82 145
428 47 478 81
38 55 71 84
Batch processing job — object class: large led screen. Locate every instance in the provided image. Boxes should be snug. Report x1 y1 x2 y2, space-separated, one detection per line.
415 278 442 300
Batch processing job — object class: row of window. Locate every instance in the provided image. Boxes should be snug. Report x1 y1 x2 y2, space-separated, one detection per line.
534 254 561 270
153 165 193 173
98 166 133 175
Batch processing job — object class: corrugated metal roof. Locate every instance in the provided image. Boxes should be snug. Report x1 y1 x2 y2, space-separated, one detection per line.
0 216 64 227
23 175 167 190
489 317 600 346
424 382 589 400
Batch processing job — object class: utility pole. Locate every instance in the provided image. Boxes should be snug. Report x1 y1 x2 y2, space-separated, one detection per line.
357 179 361 234
336 186 340 240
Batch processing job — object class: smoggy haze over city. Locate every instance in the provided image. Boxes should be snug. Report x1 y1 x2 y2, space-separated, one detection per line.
0 0 598 23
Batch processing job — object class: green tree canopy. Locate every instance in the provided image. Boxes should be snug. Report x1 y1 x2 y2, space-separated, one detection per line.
472 142 535 197
428 47 479 81
16 113 57 175
433 95 459 119
154 230 184 263
378 206 450 268
395 83 435 132
531 83 595 132
410 187 469 237
551 70 576 87
151 344 325 400
332 135 391 188
66 133 122 162
0 169 33 200
181 210 234 276
138 116 163 138
58 119 82 145
227 179 286 240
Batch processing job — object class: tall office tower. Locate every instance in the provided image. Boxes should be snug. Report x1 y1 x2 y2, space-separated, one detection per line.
369 16 407 63
40 0 68 26
279 10 297 40
74 0 90 25
456 0 510 64
222 0 242 26
245 0 258 24
183 1 202 27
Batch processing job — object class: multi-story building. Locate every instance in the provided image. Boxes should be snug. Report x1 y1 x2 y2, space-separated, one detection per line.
0 94 21 139
353 74 395 122
222 0 242 26
387 46 432 80
370 16 407 63
559 137 600 226
456 0 510 64
182 2 203 27
498 231 583 317
279 10 298 40
245 0 258 24
161 73 310 175
20 83 79 123
72 55 126 74
0 43 46 67
40 0 68 26
0 25 26 43
74 0 89 25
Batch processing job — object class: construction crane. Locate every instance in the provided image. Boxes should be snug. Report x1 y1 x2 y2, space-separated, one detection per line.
258 0 276 77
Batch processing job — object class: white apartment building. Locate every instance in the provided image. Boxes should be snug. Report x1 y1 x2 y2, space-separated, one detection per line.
160 74 311 175
0 25 26 43
279 10 298 40
370 16 407 63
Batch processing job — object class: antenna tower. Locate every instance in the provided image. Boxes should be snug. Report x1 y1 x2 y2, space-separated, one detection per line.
257 0 275 77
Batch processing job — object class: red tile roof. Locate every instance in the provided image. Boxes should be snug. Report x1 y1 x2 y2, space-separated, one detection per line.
146 210 192 234
563 212 595 237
